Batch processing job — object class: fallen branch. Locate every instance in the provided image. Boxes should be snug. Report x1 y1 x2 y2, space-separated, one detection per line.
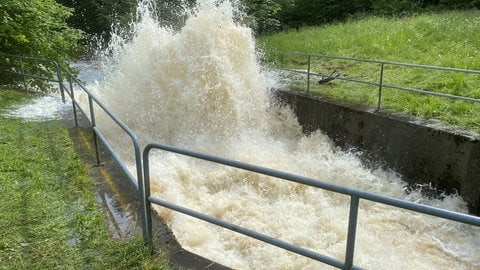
318 70 341 84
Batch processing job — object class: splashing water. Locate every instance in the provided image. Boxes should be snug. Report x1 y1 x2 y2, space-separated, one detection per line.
92 1 480 269
6 95 69 121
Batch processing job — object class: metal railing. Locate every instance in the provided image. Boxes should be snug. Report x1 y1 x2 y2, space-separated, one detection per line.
3 52 480 269
0 53 66 100
0 52 149 238
143 143 480 270
265 50 480 109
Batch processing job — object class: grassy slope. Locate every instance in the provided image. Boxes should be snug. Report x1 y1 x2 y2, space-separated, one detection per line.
259 11 480 133
0 89 168 269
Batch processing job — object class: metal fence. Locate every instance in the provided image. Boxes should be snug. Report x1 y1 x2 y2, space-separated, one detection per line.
142 143 480 270
2 52 480 270
0 53 65 99
1 52 147 236
264 50 480 110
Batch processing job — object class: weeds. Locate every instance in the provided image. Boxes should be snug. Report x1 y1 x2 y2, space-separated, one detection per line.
0 89 169 270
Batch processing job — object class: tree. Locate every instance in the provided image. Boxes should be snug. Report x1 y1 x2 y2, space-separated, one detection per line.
277 0 360 28
57 0 138 41
241 0 282 34
0 0 83 89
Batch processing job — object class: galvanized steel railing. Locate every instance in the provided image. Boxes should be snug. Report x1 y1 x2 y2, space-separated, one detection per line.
3 52 480 269
265 50 480 109
58 66 143 189
0 53 66 100
0 52 148 238
142 143 480 270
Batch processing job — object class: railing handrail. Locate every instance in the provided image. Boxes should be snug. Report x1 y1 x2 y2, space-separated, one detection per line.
0 52 58 65
55 63 142 187
264 50 480 108
267 50 480 74
0 52 150 240
54 63 154 242
142 142 480 269
0 52 61 89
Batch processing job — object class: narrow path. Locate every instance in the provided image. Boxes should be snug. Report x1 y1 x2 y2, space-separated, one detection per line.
62 110 231 269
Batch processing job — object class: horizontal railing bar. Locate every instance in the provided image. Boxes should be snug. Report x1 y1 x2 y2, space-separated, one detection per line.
72 99 92 125
275 64 480 103
381 83 480 102
323 74 480 103
275 67 311 75
0 52 58 65
59 67 140 146
268 50 480 74
54 67 141 190
148 196 362 270
144 143 480 227
93 126 139 189
1 69 58 83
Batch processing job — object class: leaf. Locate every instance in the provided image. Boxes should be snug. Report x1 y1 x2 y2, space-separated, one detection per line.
14 34 29 43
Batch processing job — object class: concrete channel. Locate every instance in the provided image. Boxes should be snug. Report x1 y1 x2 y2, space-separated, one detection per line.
275 89 480 215
60 88 480 269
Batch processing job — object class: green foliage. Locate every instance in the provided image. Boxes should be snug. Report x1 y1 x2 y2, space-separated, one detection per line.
57 0 138 41
276 0 362 28
371 0 422 15
270 0 480 30
0 0 83 89
241 0 282 34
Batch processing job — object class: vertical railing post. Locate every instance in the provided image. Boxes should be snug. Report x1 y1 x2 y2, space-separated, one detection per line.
345 196 360 270
69 75 79 127
377 63 384 110
56 63 65 103
88 96 101 165
307 55 311 93
141 146 153 249
19 58 27 91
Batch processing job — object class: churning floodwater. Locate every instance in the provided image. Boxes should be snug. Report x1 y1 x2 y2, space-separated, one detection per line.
85 1 480 269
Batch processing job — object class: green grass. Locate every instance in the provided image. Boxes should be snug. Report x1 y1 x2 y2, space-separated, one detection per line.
259 10 480 133
0 89 169 269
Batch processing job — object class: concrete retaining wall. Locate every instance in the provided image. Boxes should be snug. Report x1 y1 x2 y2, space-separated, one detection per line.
275 90 480 215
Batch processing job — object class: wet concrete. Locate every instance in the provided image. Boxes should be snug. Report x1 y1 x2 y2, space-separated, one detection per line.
62 109 230 269
275 89 480 215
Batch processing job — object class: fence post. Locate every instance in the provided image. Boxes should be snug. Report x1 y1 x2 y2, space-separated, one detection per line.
377 63 384 110
19 58 27 91
345 196 359 269
88 96 101 165
68 75 79 127
307 55 311 93
56 63 65 103
141 146 153 249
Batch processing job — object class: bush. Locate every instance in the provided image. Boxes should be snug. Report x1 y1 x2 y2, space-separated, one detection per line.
0 0 83 90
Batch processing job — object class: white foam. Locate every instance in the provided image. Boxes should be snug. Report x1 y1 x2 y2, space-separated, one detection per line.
6 94 69 121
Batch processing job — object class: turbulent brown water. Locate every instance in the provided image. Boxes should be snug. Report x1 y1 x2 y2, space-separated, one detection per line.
85 1 480 269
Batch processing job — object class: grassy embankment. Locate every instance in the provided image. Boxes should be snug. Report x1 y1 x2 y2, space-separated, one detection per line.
0 89 168 269
259 10 480 133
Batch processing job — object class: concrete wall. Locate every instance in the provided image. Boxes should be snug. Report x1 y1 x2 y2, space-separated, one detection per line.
275 90 480 215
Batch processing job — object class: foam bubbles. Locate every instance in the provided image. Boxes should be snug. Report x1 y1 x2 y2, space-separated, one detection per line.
6 95 69 121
